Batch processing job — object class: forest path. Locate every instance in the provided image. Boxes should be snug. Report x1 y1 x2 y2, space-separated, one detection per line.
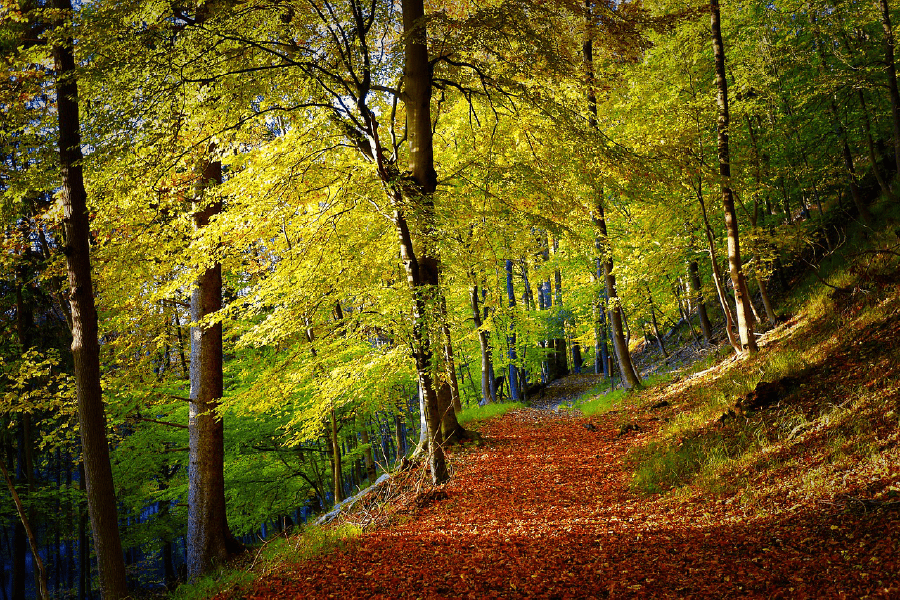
235 396 896 598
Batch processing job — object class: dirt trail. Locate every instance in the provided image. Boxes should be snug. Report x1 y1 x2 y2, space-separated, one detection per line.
233 380 899 599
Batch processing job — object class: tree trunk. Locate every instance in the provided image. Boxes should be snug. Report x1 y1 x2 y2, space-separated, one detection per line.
711 0 757 353
688 260 713 343
51 3 129 596
551 238 568 378
329 409 344 503
358 425 377 483
594 201 641 388
396 0 449 485
0 462 48 600
504 260 522 401
438 295 462 413
584 25 639 387
470 283 497 404
187 157 239 578
646 284 669 358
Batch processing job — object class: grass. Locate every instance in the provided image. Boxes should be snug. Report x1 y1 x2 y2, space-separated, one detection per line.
624 200 900 501
457 401 526 425
170 524 361 600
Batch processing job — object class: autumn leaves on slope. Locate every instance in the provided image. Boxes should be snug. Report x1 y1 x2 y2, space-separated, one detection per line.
227 407 899 599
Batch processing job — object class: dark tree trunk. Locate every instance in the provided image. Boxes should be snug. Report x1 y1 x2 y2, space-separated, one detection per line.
504 260 522 400
439 296 463 413
688 260 713 342
0 462 47 599
51 2 128 596
646 284 668 358
584 27 640 387
329 409 344 503
394 0 449 485
187 158 239 578
711 0 757 353
594 200 641 388
359 425 377 483
470 284 497 404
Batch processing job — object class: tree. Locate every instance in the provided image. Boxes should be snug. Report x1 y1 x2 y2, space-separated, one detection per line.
710 0 757 354
50 0 128 596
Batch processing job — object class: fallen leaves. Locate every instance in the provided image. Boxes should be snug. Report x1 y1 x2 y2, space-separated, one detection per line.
222 406 900 599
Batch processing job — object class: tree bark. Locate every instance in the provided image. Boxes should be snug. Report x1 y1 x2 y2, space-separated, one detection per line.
0 462 48 600
646 284 668 358
688 260 713 342
187 157 239 578
358 424 377 483
584 26 641 388
329 408 344 503
594 200 642 388
51 2 129 596
470 283 497 404
505 260 522 400
711 0 758 353
396 0 449 485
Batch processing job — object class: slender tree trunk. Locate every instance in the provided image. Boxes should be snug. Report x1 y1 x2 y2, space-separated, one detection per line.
646 284 668 358
470 283 497 404
584 23 639 387
0 462 47 600
329 409 344 503
594 200 642 388
439 297 462 413
711 0 757 353
551 238 568 377
358 425 377 483
51 3 128 595
857 88 898 202
505 260 522 400
688 260 714 342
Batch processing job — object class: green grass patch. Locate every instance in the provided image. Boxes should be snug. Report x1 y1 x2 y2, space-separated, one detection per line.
578 389 628 416
171 523 361 600
457 401 526 425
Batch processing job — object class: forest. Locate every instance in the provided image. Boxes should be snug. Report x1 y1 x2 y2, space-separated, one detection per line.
1 0 899 597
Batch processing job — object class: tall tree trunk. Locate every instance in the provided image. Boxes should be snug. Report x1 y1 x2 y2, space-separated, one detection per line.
594 200 641 388
329 408 344 503
396 0 449 485
711 0 758 353
876 0 900 178
688 260 713 343
646 284 669 358
51 3 128 596
504 260 522 401
593 265 610 376
358 424 377 483
0 462 47 600
551 238 568 377
470 283 497 404
584 26 641 388
187 157 239 578
439 296 462 413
